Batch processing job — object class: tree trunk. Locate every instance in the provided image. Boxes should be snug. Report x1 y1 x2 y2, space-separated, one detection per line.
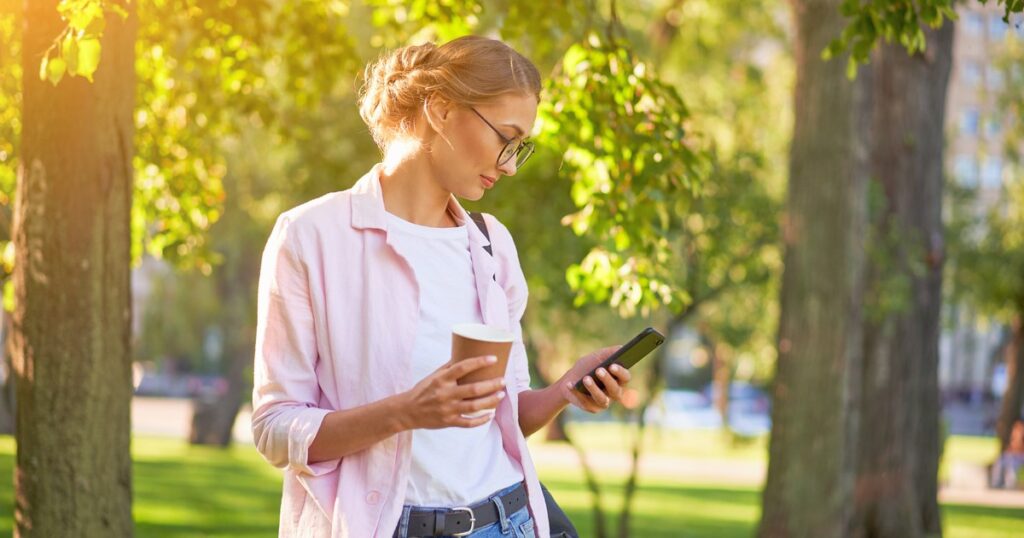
544 413 568 442
13 2 136 536
758 0 868 535
560 415 609 538
188 376 243 447
996 315 1024 452
712 341 732 431
189 180 262 446
853 22 953 538
617 319 670 538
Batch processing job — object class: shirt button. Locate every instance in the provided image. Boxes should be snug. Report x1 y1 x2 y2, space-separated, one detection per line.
366 491 381 505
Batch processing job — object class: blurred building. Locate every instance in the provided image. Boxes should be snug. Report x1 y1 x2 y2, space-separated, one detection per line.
940 5 1022 422
946 4 1022 202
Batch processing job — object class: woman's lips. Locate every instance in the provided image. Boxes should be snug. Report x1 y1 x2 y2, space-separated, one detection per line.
480 175 496 188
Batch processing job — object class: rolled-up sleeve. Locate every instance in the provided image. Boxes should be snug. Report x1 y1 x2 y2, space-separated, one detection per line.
251 214 338 477
486 215 532 395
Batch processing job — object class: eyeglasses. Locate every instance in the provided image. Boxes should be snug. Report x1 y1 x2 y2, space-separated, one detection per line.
469 107 535 169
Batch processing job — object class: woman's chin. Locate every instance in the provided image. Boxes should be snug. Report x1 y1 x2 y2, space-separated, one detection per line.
457 187 487 202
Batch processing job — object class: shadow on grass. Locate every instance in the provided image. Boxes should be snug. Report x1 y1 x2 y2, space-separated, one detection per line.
0 436 283 537
540 475 760 538
1 435 1023 537
131 451 282 536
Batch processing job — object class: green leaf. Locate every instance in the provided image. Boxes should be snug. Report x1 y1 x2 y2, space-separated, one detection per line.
3 278 13 313
76 37 102 82
62 32 79 75
38 54 49 82
47 57 67 85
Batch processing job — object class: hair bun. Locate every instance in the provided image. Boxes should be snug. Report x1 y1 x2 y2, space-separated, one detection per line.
359 43 440 148
357 36 541 149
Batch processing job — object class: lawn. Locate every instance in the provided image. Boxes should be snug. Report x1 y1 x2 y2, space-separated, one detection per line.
0 432 1021 537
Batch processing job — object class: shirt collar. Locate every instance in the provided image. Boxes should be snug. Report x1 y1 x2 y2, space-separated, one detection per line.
349 163 492 249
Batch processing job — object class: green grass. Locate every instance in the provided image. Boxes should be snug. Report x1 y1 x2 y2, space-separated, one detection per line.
538 466 761 538
0 433 1021 537
561 422 769 461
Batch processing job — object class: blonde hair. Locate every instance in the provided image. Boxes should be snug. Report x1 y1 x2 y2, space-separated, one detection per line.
358 35 542 149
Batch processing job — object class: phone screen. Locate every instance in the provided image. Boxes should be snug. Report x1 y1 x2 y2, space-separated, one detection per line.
574 328 665 393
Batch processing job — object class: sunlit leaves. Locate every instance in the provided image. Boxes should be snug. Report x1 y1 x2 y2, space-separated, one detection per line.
825 0 1022 79
361 0 482 48
0 2 21 307
276 0 362 111
540 31 710 317
39 0 125 84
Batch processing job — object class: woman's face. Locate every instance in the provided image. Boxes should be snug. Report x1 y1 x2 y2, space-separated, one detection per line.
424 92 538 201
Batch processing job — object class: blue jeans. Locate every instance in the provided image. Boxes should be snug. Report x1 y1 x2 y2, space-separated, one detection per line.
393 483 536 538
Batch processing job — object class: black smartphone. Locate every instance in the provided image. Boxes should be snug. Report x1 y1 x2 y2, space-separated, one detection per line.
574 327 666 394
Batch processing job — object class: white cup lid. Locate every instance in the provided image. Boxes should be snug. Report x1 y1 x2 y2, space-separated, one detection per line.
452 323 513 343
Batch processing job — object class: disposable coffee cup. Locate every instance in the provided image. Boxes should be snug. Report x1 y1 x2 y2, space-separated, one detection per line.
451 323 513 418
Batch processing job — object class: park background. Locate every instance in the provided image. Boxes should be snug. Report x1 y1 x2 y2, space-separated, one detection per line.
1 0 1024 536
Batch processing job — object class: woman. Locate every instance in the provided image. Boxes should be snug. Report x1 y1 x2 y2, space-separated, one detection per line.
252 35 632 538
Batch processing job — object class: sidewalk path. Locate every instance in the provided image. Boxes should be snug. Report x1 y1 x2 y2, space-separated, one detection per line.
132 396 1024 509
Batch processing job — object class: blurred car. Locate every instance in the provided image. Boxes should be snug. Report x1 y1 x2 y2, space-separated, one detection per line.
643 389 721 430
133 365 227 399
645 382 772 435
703 381 771 435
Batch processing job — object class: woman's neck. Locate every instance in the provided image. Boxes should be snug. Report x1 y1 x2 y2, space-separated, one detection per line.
379 149 457 228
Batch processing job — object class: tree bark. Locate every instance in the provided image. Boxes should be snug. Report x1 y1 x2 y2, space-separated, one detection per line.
188 169 262 446
13 1 136 536
712 340 732 431
617 319 670 538
758 0 868 535
853 22 953 538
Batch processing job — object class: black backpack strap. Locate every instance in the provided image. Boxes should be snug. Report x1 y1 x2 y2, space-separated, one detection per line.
469 212 579 537
469 212 497 282
469 211 493 256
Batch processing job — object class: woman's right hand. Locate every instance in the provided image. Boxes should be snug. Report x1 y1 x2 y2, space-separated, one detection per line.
398 355 507 430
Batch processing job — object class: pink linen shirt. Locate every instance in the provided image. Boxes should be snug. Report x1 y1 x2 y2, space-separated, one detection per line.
251 164 550 537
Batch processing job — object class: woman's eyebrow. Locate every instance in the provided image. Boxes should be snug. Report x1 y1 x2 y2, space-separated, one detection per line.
502 123 525 137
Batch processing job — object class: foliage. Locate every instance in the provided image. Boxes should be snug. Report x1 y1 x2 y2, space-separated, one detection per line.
639 0 789 377
39 0 127 84
825 0 1023 78
4 0 789 382
0 1 21 305
136 265 221 368
947 35 1024 321
540 31 709 317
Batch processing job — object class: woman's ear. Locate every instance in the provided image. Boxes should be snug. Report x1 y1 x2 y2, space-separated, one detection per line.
423 94 452 133
423 94 456 151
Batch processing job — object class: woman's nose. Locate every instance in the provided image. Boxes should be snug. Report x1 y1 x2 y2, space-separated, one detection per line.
498 159 517 177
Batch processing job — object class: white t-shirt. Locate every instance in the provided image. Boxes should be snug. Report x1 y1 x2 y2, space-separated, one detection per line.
385 212 524 507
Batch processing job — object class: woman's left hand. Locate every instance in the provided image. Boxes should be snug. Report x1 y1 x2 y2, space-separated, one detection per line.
558 346 632 413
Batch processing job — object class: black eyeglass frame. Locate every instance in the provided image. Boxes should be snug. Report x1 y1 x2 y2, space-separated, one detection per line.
469 107 535 169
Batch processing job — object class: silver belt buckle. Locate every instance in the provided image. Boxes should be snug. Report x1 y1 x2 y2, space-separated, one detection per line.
449 506 476 537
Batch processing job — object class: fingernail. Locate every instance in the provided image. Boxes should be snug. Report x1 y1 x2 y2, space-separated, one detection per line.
497 391 506 399
499 378 506 386
598 368 607 377
487 355 497 363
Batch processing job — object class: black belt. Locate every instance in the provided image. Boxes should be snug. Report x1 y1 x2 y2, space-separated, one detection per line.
399 483 528 537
